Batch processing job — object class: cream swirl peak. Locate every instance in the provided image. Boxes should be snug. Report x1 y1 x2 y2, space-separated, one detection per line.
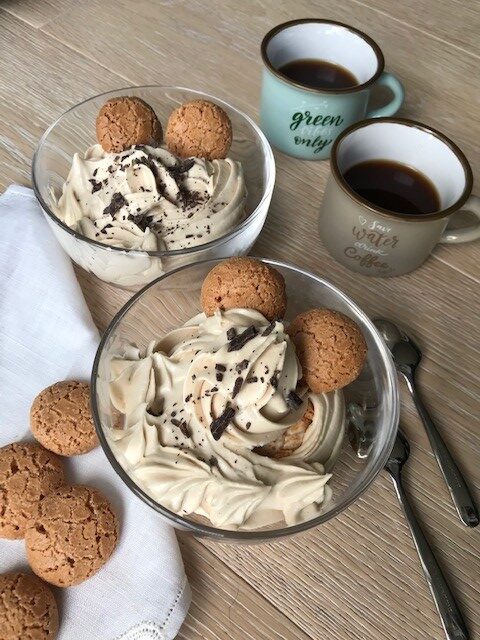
53 144 246 252
107 309 345 530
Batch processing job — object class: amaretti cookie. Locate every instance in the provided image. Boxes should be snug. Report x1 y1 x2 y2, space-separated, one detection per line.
201 257 287 321
288 309 367 393
0 443 64 539
0 572 59 639
25 485 118 587
30 381 98 456
256 400 313 459
166 99 232 159
96 96 163 153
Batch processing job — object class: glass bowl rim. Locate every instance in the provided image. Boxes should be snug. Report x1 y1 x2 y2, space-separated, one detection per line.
31 85 276 258
91 256 399 540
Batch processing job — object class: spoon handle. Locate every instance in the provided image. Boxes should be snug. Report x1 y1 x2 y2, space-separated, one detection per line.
389 470 469 640
403 374 479 527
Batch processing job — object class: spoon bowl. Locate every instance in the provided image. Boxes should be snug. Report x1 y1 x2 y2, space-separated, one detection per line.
384 429 410 473
372 317 479 528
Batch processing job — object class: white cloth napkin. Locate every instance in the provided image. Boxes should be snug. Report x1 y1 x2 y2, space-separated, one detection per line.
0 185 191 640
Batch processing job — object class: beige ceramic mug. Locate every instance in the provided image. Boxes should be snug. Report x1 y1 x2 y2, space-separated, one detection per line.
319 118 480 276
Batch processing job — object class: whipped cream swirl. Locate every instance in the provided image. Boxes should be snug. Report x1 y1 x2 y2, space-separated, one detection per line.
107 309 345 529
53 144 246 252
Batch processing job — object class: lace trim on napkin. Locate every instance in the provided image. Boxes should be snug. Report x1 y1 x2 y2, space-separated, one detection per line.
113 579 189 640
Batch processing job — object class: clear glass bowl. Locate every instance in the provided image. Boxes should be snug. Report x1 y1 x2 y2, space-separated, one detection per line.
32 86 275 289
92 258 399 542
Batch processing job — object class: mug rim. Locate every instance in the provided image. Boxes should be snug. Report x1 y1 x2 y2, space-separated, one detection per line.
260 19 385 94
330 117 473 221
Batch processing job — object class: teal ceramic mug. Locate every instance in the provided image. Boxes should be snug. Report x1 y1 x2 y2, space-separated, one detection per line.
260 19 405 160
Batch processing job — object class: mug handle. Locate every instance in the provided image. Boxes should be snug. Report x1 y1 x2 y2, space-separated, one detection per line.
440 195 480 243
366 72 405 118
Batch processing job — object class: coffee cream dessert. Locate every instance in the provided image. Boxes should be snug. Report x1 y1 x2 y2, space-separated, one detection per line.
53 97 246 254
107 258 367 530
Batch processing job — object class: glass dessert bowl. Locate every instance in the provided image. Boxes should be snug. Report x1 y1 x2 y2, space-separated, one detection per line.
92 258 399 541
32 86 275 289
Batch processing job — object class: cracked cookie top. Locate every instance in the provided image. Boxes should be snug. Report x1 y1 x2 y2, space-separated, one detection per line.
0 572 59 639
25 484 118 587
200 257 287 321
30 381 98 456
0 442 65 539
96 96 163 153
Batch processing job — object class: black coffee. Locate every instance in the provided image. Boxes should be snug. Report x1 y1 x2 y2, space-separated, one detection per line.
343 159 440 215
278 58 358 90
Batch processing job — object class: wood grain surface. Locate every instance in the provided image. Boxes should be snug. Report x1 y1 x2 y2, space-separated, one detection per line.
0 2 479 639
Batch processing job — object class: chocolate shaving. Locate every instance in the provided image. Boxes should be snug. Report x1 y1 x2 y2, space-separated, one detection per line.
262 320 277 336
167 158 195 179
89 178 102 193
179 422 191 438
270 372 279 389
227 325 258 352
209 455 218 468
130 212 152 232
178 187 203 210
246 376 258 383
103 192 128 216
215 363 226 372
172 418 191 438
286 390 303 409
245 422 251 430
132 154 168 198
235 359 249 373
232 376 243 398
226 328 237 341
210 406 235 440
216 372 224 382
184 394 193 402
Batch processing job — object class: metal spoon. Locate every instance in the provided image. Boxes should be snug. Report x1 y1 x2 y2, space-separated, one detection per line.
386 431 469 640
373 318 479 528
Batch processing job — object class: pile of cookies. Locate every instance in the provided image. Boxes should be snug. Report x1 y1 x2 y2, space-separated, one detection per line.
201 257 367 393
96 94 233 159
0 381 118 640
200 257 367 459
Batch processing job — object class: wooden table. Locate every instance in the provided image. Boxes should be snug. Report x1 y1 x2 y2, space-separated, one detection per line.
1 2 479 638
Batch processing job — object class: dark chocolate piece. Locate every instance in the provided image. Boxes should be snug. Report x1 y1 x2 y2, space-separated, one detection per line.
210 406 235 440
172 418 191 438
262 320 277 336
270 371 279 389
215 363 226 372
235 359 249 373
286 390 303 409
226 328 237 341
227 325 258 352
89 178 102 193
232 376 243 398
103 192 128 216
